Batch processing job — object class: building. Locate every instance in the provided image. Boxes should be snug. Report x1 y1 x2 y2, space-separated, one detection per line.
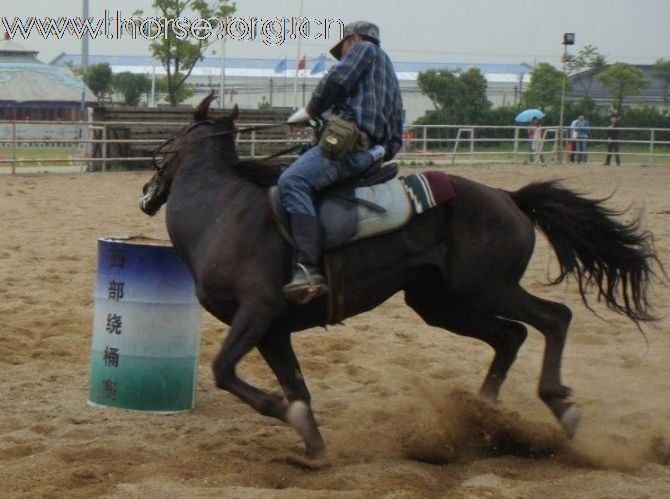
0 38 94 121
568 65 669 112
50 53 531 123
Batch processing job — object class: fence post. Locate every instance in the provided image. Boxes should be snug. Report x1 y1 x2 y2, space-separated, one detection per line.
11 121 17 175
649 129 655 166
470 128 475 165
101 124 107 172
512 127 519 164
251 130 256 158
422 126 427 167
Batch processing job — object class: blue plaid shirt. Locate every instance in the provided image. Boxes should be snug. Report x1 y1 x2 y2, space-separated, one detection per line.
307 41 403 160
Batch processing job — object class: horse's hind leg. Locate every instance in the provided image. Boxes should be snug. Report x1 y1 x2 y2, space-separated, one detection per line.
405 289 528 400
257 330 327 460
493 286 580 436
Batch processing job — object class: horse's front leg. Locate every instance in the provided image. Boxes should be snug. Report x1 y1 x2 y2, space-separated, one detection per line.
211 301 326 460
257 328 327 460
212 301 289 421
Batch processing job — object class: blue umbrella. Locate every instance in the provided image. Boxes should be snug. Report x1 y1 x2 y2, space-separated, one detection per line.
515 108 545 123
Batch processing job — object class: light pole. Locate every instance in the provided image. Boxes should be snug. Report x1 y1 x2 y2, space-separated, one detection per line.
558 33 574 163
80 0 90 119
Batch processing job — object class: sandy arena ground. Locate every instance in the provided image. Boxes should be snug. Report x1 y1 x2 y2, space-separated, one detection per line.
1 163 669 498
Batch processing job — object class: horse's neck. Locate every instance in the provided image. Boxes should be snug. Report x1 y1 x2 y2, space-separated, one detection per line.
174 154 264 205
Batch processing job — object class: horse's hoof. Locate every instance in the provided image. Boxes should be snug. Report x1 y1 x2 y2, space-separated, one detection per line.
283 453 331 470
560 405 581 439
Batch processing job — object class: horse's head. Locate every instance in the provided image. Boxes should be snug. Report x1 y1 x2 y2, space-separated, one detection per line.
139 93 239 216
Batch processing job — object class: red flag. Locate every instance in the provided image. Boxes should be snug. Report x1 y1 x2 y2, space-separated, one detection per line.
297 55 306 71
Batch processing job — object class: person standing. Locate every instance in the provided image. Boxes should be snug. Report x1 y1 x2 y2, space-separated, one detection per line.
571 113 590 164
527 117 545 165
603 114 621 166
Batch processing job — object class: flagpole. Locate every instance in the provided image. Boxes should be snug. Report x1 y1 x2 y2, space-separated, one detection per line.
291 0 304 108
219 35 226 108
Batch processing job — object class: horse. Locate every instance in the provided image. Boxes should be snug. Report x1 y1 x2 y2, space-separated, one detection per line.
139 94 659 462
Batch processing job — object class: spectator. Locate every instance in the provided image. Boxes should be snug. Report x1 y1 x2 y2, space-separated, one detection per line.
603 114 621 166
527 117 545 165
570 113 590 164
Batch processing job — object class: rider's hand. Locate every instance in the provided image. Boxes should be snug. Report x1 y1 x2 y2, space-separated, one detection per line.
367 144 385 163
287 107 312 125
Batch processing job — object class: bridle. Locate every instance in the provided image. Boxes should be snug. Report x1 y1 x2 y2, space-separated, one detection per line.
152 121 305 173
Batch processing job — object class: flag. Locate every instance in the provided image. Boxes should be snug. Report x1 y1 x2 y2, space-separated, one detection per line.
296 55 306 71
274 58 287 74
310 54 326 75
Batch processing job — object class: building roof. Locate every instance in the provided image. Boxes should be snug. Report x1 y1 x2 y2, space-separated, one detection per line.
50 53 531 84
0 41 93 103
569 65 668 104
0 39 38 58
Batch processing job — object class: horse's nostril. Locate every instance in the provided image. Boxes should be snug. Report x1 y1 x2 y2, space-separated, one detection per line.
142 184 148 195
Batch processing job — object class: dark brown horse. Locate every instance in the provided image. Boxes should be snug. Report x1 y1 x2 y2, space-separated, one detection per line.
140 95 659 462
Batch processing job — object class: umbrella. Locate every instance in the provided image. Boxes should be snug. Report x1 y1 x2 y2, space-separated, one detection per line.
515 109 545 123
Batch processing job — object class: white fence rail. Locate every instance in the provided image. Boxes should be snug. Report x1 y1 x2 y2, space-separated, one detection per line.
1 120 669 174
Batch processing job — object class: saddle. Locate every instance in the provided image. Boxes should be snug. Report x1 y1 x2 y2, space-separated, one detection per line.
269 161 415 249
269 160 458 250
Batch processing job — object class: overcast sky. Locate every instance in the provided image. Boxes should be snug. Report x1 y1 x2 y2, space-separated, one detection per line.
4 0 668 66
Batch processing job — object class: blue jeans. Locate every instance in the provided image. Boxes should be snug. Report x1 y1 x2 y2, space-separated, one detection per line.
278 145 374 217
575 138 587 163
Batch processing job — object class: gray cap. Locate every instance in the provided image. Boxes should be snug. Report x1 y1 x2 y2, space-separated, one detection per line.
329 21 381 60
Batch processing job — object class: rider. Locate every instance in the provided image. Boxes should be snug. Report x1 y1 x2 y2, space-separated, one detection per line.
279 21 404 304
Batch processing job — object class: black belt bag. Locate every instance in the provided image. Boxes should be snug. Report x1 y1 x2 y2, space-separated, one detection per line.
319 115 364 160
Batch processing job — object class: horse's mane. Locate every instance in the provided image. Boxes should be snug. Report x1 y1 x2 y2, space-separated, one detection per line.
192 91 289 188
231 158 284 187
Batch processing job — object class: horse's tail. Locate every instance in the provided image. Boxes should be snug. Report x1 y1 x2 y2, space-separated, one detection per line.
508 180 661 325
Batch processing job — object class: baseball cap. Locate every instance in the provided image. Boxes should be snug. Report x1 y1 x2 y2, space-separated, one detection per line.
329 21 381 60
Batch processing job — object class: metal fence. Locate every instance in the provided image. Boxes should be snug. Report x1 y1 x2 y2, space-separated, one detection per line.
1 120 670 173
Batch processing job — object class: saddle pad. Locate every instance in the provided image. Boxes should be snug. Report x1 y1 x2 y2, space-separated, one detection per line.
350 178 412 242
402 171 456 214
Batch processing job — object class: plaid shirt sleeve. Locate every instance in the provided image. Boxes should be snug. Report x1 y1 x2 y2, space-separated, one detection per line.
307 43 375 117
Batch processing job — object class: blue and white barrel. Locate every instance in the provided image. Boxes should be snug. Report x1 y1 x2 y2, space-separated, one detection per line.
88 237 201 413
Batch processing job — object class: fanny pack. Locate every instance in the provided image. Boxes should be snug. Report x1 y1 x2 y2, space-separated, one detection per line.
318 115 362 160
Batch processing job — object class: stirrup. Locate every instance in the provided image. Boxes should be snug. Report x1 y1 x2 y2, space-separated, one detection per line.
284 263 328 304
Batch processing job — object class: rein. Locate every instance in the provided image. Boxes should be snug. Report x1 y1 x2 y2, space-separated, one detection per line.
152 121 292 172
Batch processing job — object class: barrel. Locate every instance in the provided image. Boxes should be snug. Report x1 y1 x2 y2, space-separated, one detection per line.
88 237 201 413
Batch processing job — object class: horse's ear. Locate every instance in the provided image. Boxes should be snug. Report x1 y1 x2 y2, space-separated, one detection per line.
193 91 217 122
230 104 239 122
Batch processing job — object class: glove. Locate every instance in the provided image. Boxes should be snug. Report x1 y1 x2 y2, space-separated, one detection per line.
287 107 311 125
367 144 385 163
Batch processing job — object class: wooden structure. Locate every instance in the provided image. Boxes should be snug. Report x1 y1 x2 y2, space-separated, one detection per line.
90 106 308 170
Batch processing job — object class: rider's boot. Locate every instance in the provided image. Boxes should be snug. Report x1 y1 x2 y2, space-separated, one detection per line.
284 213 328 304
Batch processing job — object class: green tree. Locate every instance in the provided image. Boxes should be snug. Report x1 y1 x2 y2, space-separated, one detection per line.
522 62 567 111
416 68 491 124
134 0 235 106
653 58 670 104
595 62 647 112
564 45 607 98
416 69 460 112
84 63 113 101
458 68 491 123
112 72 151 106
155 76 194 105
257 95 271 109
